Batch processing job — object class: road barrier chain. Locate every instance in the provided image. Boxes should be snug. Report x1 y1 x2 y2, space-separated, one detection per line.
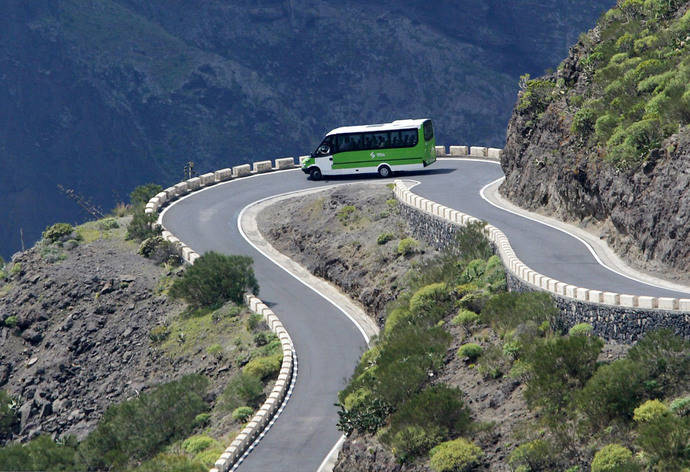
392 179 690 312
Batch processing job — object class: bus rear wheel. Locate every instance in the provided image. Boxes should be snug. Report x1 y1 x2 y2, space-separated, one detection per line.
309 167 322 181
378 165 392 178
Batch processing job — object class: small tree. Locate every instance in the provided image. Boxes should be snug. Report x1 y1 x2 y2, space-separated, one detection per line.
126 210 161 242
169 252 259 307
130 183 163 209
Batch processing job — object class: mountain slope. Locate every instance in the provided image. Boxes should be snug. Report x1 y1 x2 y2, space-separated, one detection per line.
1 0 613 258
500 1 690 277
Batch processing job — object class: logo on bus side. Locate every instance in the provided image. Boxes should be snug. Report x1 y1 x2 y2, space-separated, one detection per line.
370 152 386 159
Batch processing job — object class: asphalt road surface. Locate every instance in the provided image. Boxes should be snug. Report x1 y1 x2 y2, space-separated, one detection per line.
161 159 690 471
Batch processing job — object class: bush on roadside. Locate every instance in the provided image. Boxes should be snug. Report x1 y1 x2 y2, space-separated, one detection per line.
126 209 161 241
0 434 78 471
429 438 483 472
130 183 163 209
220 373 265 411
181 435 219 455
136 453 205 472
242 353 283 380
481 292 558 334
568 323 594 336
231 406 254 422
138 236 181 265
169 252 259 307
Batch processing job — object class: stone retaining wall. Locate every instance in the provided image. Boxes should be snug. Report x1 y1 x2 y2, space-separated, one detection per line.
392 169 690 342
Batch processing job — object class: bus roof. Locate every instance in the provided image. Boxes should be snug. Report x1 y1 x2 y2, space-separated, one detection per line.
326 119 429 136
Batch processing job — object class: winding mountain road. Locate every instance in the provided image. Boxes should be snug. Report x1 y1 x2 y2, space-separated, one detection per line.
160 159 690 471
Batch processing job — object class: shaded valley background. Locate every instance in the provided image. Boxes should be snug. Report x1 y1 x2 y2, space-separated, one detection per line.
1 0 613 259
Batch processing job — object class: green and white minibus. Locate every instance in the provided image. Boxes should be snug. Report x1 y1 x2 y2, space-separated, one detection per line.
301 119 436 180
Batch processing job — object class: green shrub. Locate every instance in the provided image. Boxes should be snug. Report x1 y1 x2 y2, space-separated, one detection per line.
97 217 120 230
481 292 558 334
476 344 509 379
242 353 282 380
0 390 18 438
130 183 163 208
149 325 170 343
408 282 452 323
126 209 161 241
569 323 594 336
0 434 78 471
138 236 181 265
634 399 689 469
524 334 603 423
377 232 395 245
572 107 597 136
193 447 224 468
78 375 209 470
246 313 264 331
517 75 556 113
429 438 483 472
591 444 639 472
232 406 254 422
169 252 259 307
136 453 206 472
384 385 471 461
220 373 264 411
595 114 619 142
337 205 357 225
452 309 479 327
669 396 690 416
397 237 419 256
383 307 413 336
206 344 223 357
42 223 74 243
576 359 648 429
508 439 556 471
181 435 219 455
253 331 271 346
193 413 211 427
626 329 689 397
458 343 483 361
336 396 393 436
3 316 17 329
390 424 442 462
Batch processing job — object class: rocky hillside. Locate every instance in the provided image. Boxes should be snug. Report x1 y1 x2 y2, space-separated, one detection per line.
1 0 613 259
0 217 276 452
500 1 690 279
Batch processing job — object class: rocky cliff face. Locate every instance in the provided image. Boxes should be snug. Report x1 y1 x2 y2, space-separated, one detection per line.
1 0 612 259
500 3 690 278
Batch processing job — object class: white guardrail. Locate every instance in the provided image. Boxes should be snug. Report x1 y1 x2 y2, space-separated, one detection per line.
145 146 688 471
145 158 301 472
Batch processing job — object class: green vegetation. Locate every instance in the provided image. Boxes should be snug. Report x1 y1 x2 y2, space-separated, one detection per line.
42 223 75 243
0 376 210 471
337 223 507 463
242 352 283 380
457 343 483 361
130 183 163 208
337 205 357 225
0 390 18 438
169 252 258 308
126 210 161 241
429 438 483 472
231 406 254 422
377 232 395 245
219 372 265 412
590 444 638 472
138 236 181 265
397 237 419 256
564 1 690 167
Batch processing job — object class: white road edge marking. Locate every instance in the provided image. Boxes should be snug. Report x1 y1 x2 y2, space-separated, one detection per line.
479 177 690 294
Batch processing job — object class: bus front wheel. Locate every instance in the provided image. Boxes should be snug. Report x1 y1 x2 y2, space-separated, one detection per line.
378 165 392 178
309 167 322 181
